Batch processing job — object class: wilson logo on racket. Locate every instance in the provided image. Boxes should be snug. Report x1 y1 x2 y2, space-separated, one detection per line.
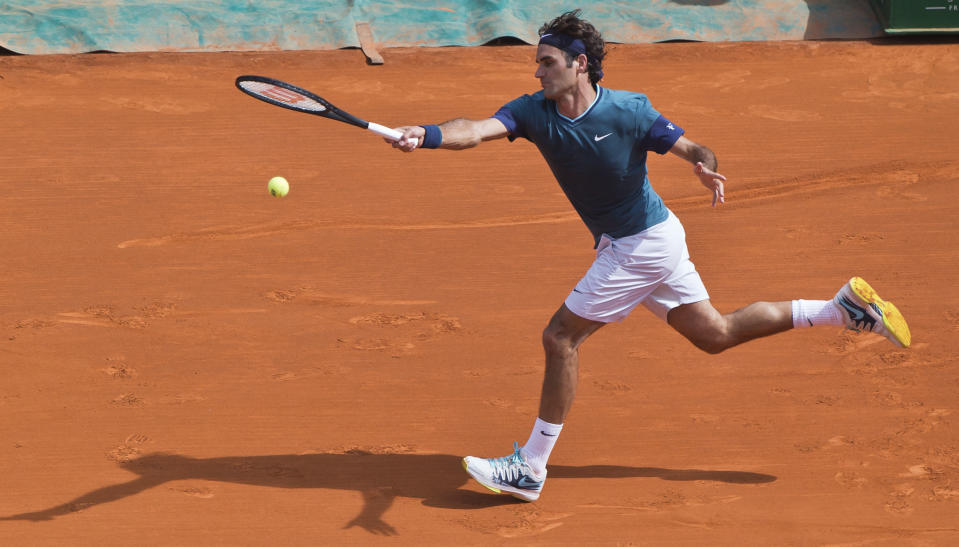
261 86 305 104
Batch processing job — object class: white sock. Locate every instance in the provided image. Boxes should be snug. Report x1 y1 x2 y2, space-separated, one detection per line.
792 299 842 328
521 418 562 475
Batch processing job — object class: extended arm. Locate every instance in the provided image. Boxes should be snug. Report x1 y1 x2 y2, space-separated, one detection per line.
390 118 509 152
669 135 727 206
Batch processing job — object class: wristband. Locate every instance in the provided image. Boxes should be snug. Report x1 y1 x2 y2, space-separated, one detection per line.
419 124 442 149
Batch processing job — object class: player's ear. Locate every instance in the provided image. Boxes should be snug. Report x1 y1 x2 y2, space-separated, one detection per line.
576 53 588 74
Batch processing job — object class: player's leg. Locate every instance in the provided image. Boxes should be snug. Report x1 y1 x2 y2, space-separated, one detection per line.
642 213 910 350
519 226 682 476
666 299 792 354
664 276 911 353
461 304 604 502
464 228 651 502
538 304 606 424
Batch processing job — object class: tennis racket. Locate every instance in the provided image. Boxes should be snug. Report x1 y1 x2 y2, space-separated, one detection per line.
235 75 409 143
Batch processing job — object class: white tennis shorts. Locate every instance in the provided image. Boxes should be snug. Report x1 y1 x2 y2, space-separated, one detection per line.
565 211 709 323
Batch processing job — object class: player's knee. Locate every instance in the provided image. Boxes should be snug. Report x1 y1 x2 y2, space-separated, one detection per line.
687 324 733 355
542 325 575 358
692 336 729 355
668 305 734 354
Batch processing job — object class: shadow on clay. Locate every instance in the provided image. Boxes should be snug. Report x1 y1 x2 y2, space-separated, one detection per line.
0 451 775 535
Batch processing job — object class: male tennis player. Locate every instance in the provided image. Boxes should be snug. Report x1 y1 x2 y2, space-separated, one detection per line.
389 10 911 502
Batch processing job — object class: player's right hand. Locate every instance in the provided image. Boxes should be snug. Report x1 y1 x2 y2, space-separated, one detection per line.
388 126 425 152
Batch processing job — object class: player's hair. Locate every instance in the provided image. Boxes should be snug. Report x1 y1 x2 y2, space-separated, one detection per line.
538 10 607 85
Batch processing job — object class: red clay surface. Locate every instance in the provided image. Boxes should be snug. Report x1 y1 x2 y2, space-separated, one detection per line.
1 40 958 545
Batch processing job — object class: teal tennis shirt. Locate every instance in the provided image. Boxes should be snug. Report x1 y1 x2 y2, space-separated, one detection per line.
493 86 683 246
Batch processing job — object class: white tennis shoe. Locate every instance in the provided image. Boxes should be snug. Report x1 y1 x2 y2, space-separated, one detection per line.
462 442 546 502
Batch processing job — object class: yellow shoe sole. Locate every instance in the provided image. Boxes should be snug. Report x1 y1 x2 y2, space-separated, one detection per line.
462 458 504 495
850 276 911 348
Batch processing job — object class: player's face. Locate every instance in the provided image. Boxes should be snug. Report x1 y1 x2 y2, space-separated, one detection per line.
535 44 578 100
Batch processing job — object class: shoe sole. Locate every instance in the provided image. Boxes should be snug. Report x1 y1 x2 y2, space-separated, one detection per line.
850 276 911 348
461 458 539 502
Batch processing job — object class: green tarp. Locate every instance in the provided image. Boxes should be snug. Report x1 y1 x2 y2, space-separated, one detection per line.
0 0 883 55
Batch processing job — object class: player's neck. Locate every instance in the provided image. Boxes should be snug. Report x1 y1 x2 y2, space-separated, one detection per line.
554 79 597 119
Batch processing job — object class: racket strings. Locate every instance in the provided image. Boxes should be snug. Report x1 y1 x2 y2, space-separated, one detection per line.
238 80 328 113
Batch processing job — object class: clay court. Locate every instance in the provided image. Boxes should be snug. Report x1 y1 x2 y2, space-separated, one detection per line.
2 32 959 545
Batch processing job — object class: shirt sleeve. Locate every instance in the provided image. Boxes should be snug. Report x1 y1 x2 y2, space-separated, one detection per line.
491 95 532 142
643 114 685 154
631 93 684 154
492 105 522 142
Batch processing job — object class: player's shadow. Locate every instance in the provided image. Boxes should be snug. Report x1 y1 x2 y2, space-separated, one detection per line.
0 451 776 535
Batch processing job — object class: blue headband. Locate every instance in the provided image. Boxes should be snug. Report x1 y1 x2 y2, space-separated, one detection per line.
538 32 602 80
538 32 587 56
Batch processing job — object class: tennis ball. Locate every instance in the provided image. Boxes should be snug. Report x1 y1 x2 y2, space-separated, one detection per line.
268 176 289 197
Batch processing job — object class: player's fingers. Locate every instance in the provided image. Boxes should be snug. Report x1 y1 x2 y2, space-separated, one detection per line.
399 128 423 152
716 180 725 205
389 134 415 152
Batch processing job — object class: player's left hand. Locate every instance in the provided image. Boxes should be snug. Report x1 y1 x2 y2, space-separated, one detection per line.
694 162 726 207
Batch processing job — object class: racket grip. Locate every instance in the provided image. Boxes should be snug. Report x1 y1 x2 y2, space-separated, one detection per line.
367 122 404 141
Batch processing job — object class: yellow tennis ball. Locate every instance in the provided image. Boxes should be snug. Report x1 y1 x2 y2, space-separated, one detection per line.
268 176 289 197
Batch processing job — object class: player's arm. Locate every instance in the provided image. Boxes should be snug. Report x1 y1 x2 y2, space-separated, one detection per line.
669 135 727 206
391 118 509 152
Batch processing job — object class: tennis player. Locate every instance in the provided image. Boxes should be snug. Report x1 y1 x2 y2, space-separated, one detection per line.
389 10 911 502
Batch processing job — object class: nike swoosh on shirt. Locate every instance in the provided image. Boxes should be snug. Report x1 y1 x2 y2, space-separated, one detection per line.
594 133 613 141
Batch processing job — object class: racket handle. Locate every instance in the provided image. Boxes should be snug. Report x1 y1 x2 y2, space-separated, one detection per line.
367 122 404 141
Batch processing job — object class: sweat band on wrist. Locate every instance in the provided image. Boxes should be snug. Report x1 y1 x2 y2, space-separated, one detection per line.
420 124 442 149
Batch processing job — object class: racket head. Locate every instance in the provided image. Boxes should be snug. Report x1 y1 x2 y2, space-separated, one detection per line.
235 75 367 128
